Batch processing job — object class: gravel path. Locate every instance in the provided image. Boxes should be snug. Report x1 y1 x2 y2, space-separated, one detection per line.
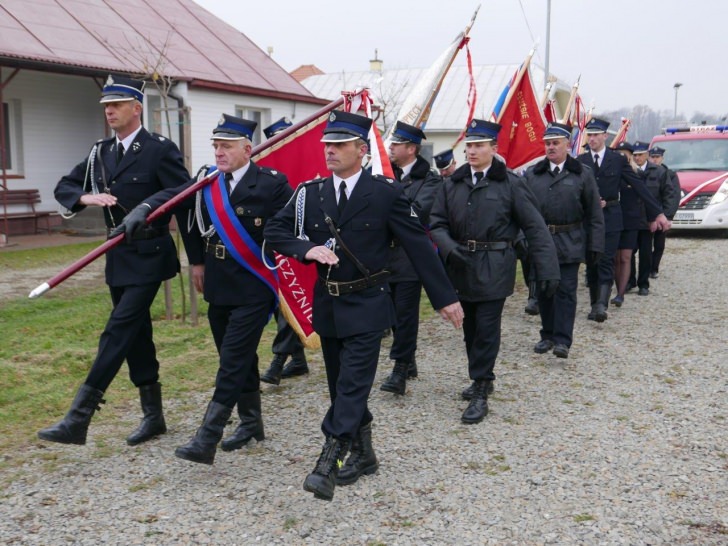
1 234 726 545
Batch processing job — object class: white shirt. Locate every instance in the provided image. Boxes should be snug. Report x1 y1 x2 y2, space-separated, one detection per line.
549 161 566 173
592 147 605 165
228 162 251 193
116 125 143 157
399 159 416 179
470 166 490 185
333 169 363 204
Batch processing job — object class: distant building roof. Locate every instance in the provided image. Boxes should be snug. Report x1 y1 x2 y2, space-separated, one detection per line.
0 0 322 103
302 64 570 131
290 64 325 82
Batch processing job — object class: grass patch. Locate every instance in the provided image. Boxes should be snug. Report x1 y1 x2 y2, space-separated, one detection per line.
573 513 595 523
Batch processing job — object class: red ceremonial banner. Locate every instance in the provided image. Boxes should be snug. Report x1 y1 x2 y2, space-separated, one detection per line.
254 119 330 348
496 68 548 171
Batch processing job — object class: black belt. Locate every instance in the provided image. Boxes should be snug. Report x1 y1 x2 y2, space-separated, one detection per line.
459 240 512 252
604 199 620 207
390 239 400 248
547 222 582 234
205 240 232 260
320 270 390 296
107 225 169 240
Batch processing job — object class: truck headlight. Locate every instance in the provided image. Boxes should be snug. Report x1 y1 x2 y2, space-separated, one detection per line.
709 179 728 205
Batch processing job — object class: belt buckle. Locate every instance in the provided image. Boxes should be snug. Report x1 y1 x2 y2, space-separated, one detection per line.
327 282 340 297
467 240 477 252
214 245 226 260
549 225 557 234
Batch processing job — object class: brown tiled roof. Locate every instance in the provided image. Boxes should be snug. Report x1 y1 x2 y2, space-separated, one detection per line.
0 0 322 102
290 64 325 82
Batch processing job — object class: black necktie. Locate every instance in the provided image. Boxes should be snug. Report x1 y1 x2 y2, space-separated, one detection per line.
594 153 600 170
224 172 234 194
338 181 348 213
553 166 560 175
474 172 484 185
116 142 124 165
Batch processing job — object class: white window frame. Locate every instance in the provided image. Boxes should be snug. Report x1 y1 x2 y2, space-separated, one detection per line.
2 99 23 175
235 106 267 146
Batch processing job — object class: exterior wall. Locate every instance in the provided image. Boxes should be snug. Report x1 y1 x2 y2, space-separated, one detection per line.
184 88 323 172
2 69 104 214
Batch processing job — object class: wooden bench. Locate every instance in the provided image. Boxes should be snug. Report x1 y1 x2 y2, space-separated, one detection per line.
0 188 53 234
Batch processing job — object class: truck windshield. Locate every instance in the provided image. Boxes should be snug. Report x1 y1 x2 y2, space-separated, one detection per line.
659 139 728 171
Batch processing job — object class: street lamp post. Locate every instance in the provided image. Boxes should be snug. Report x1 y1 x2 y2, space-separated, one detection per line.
673 82 683 120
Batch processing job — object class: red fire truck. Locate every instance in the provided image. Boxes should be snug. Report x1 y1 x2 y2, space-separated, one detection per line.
650 125 728 231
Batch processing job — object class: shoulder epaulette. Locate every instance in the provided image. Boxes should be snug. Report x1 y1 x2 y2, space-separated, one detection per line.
372 174 396 185
300 177 325 187
149 132 167 142
259 166 283 177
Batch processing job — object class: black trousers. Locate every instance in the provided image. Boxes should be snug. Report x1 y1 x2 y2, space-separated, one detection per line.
388 280 422 363
538 262 580 348
320 330 383 441
586 230 619 287
86 282 162 392
635 229 653 289
271 309 303 356
461 299 506 382
208 298 273 407
651 230 667 274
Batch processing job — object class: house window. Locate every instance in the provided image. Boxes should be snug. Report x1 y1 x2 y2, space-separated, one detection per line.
145 94 182 147
235 107 265 146
1 100 22 174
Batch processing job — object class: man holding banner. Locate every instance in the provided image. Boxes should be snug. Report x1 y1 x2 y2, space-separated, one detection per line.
173 114 292 465
265 111 463 501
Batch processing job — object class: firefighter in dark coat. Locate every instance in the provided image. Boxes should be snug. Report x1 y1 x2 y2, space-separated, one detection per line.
264 111 463 502
40 76 193 447
172 114 292 465
648 146 681 278
577 118 670 322
429 119 560 425
631 141 679 295
379 121 442 395
524 123 605 359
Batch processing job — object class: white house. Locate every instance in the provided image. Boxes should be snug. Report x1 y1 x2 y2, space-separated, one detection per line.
0 0 328 235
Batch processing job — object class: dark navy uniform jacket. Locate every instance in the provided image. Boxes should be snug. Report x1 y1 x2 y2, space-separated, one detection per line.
184 162 292 306
388 155 442 283
638 162 680 229
430 159 560 302
577 148 663 233
524 155 605 264
55 128 191 287
264 169 458 338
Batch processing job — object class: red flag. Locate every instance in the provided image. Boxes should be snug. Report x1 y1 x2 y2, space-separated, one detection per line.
496 67 548 170
254 117 333 348
544 101 556 123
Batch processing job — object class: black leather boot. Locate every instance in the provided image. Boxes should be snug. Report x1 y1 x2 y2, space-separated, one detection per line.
407 355 418 379
587 284 599 321
336 423 378 485
594 284 611 323
221 391 265 451
461 380 494 400
281 350 309 378
174 401 233 465
261 354 287 385
461 379 490 424
126 382 167 446
303 437 350 501
38 384 105 445
524 281 539 315
380 360 408 395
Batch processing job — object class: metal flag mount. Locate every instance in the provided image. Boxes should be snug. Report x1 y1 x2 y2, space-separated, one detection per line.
29 93 359 299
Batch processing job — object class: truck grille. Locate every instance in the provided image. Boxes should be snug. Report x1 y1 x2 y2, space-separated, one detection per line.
681 192 715 210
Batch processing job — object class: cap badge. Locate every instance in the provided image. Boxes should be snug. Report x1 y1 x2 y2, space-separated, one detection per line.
329 112 337 122
218 115 226 126
105 75 114 86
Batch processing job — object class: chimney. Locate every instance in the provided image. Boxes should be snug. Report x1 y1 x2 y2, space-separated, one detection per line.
369 49 383 73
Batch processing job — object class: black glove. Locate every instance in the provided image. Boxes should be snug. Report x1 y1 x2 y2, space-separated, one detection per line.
448 248 469 269
538 279 560 299
108 204 151 243
586 251 602 266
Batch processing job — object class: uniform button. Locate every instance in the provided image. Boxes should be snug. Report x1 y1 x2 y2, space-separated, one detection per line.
337 228 341 232
314 223 319 228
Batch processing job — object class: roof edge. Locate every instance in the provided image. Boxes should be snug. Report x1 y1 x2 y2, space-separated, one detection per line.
189 79 330 106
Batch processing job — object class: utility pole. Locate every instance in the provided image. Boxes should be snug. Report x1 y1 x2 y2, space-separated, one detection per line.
545 0 551 89
673 82 683 120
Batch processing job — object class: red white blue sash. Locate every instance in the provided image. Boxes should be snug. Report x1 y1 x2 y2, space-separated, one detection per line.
203 172 279 303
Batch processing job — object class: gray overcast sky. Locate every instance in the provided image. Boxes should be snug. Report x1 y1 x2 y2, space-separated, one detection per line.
193 0 724 119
